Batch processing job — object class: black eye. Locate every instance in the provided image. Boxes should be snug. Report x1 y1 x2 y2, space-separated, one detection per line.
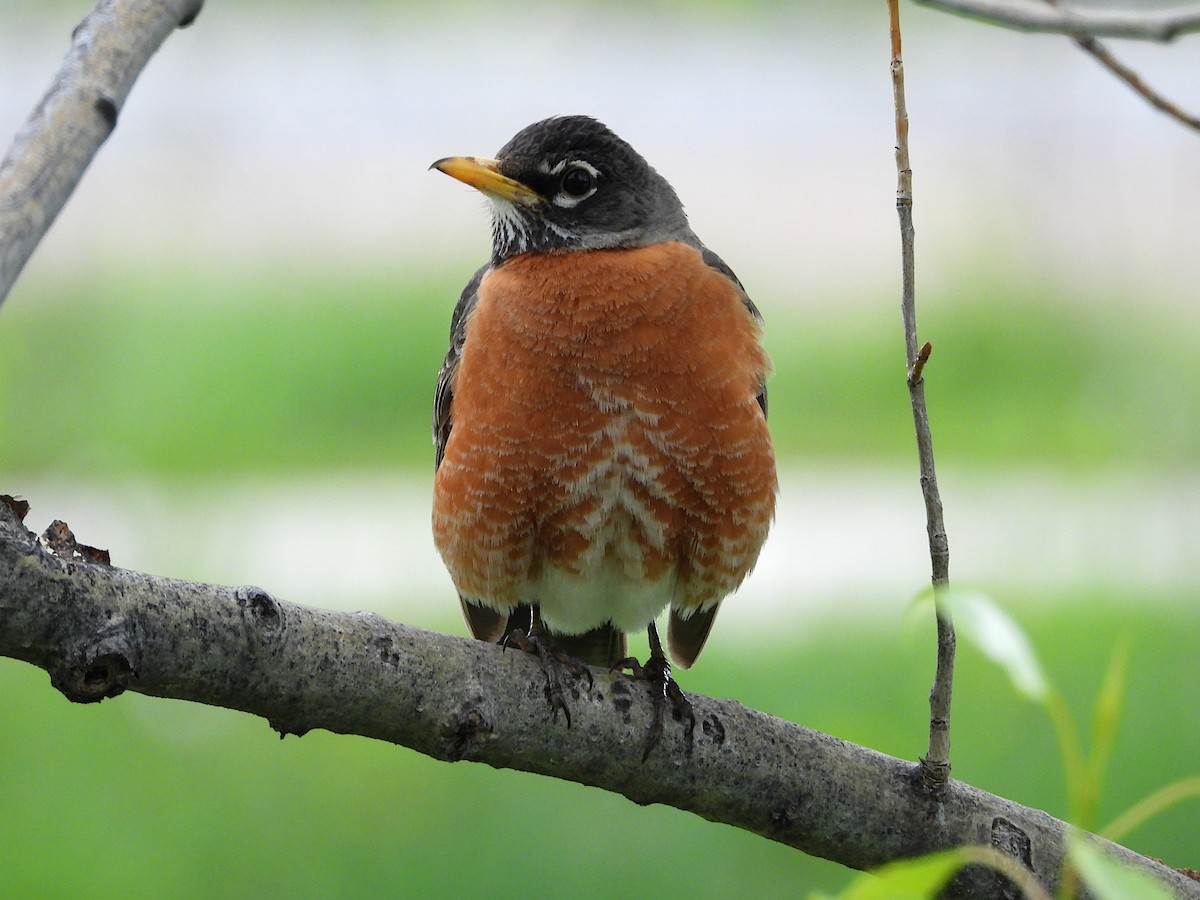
561 166 594 198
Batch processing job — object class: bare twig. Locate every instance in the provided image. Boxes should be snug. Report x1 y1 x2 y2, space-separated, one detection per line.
1041 0 1200 134
888 0 955 793
2 501 1195 896
922 0 1200 135
1072 36 1200 133
0 0 204 307
915 0 1200 42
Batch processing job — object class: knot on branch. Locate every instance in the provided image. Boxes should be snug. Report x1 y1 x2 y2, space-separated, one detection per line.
372 634 403 668
437 701 495 761
943 816 1037 898
990 816 1034 868
92 95 119 132
269 718 310 740
236 586 283 634
178 1 203 29
52 648 135 703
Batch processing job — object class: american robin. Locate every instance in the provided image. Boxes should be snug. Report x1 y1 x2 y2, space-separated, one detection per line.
431 115 777 737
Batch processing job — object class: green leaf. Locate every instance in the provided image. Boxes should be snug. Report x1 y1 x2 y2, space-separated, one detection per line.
1089 641 1129 777
1102 776 1200 844
1069 832 1174 900
817 850 966 900
1076 641 1130 829
926 587 1050 701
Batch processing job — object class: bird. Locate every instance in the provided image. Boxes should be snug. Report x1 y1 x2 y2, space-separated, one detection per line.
430 115 777 737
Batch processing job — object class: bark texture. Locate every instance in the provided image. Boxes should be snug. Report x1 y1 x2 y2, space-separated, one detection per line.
1 501 1194 898
0 0 204 304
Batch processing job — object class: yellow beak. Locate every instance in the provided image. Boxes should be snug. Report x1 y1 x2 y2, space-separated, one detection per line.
431 156 542 206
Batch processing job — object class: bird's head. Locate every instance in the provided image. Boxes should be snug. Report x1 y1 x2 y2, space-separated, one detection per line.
432 115 694 263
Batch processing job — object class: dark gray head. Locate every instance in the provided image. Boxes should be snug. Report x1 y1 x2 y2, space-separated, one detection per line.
432 116 696 263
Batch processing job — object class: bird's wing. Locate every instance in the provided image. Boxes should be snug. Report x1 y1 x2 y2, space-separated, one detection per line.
667 246 770 669
433 263 488 470
434 265 516 642
700 246 768 418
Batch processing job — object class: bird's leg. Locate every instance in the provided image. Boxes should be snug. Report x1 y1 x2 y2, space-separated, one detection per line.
613 622 696 760
503 606 592 727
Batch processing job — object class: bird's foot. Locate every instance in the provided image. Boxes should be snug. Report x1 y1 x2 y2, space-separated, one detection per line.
505 628 593 727
612 623 696 761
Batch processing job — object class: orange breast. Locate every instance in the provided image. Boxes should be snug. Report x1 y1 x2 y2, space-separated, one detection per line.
432 240 776 631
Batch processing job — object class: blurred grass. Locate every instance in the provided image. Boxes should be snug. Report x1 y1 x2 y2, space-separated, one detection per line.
0 592 1196 897
2 266 1198 476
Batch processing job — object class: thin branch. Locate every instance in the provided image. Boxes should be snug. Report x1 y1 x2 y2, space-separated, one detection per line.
1041 0 1200 135
1072 36 1200 132
889 0 956 793
915 0 1200 42
1 501 1196 897
0 0 204 307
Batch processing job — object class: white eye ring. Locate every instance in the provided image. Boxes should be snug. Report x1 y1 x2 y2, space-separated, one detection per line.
551 160 600 208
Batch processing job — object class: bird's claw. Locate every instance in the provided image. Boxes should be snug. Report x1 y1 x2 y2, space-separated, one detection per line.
505 628 593 726
613 647 696 761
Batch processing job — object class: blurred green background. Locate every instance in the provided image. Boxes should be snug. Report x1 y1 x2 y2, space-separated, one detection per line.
2 2 1199 897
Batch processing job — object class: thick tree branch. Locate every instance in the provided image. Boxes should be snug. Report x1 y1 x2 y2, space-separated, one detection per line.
915 0 1200 41
1 501 1195 897
0 0 203 307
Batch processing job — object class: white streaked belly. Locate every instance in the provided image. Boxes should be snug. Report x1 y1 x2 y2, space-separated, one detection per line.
528 409 681 634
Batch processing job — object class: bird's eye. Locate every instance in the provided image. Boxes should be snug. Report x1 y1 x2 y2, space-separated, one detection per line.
561 166 594 198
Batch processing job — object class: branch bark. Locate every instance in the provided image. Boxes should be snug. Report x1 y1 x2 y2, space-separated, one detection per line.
0 0 204 307
889 0 956 794
914 0 1200 41
1 501 1195 897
